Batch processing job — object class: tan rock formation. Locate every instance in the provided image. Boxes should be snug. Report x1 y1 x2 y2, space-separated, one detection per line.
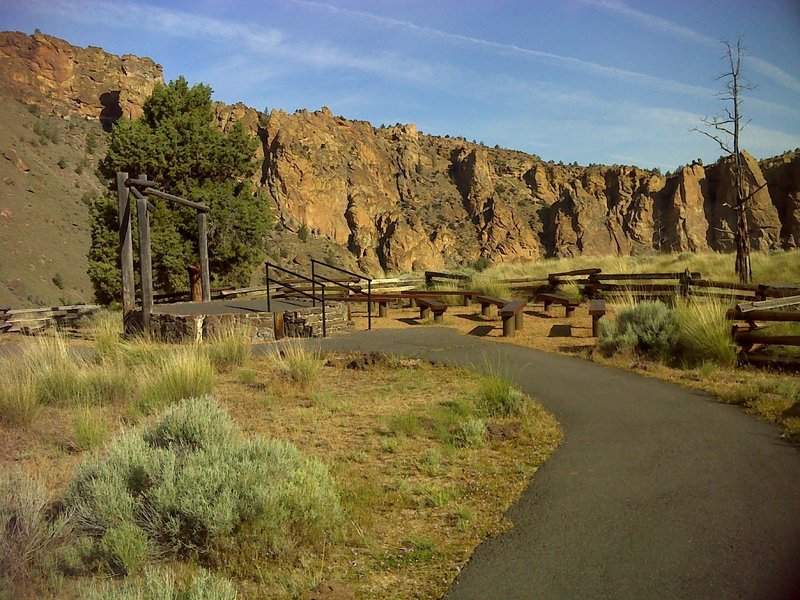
711 151 782 251
662 164 710 252
0 30 162 122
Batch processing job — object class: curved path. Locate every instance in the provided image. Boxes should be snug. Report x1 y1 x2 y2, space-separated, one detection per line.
314 328 800 600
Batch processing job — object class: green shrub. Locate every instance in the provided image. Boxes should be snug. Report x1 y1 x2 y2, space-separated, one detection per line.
454 418 488 448
598 301 679 360
99 523 149 575
0 471 72 583
68 397 342 571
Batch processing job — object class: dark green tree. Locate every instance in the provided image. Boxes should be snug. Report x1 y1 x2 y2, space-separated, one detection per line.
88 77 270 302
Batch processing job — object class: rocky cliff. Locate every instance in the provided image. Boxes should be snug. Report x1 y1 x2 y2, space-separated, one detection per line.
0 30 162 126
1 30 797 279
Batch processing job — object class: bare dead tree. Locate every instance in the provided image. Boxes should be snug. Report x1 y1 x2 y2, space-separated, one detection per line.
691 38 755 283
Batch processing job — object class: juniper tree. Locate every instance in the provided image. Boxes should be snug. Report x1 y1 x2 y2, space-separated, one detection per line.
88 77 270 302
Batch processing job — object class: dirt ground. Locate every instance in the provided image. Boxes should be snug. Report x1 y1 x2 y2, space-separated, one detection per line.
347 298 598 357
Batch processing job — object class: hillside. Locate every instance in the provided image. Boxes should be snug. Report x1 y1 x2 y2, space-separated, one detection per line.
1 30 798 307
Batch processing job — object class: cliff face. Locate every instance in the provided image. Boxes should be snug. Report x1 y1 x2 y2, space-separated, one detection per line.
0 30 162 125
1 30 797 277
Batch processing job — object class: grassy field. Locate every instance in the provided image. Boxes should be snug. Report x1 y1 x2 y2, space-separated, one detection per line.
0 322 561 599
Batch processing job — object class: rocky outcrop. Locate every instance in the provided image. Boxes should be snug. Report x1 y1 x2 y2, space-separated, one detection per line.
1 30 797 277
661 164 711 252
762 151 800 247
0 30 162 123
710 151 782 251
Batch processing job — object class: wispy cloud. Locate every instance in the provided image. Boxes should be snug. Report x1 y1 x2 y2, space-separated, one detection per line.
295 0 717 99
580 0 800 93
27 0 457 87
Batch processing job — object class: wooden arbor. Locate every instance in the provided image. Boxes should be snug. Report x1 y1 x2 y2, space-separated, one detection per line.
116 172 211 335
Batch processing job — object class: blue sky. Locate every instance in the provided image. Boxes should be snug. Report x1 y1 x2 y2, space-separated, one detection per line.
2 0 799 170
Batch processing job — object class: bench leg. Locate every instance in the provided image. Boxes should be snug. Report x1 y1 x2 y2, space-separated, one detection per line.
433 311 444 324
502 314 515 337
592 314 606 337
515 311 524 331
566 306 575 317
409 297 417 308
543 300 551 312
378 302 388 318
464 295 472 307
420 306 430 319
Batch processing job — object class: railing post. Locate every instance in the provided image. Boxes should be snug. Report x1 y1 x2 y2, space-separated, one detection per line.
321 285 327 338
311 260 316 307
266 262 271 313
368 280 372 330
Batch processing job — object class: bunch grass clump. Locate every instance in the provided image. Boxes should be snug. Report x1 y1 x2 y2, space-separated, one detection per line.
67 396 342 572
477 361 526 417
598 301 679 361
137 346 214 413
470 275 511 300
0 366 40 427
0 470 72 585
206 323 251 372
269 342 322 390
72 407 110 451
82 565 238 600
674 295 737 366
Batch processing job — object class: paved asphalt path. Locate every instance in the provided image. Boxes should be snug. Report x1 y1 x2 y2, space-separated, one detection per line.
307 327 800 600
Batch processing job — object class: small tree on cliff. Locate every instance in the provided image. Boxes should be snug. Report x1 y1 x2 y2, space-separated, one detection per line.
691 38 755 283
88 77 270 302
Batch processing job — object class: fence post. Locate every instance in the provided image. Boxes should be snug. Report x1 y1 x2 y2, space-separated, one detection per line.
197 212 211 302
116 172 135 320
135 173 153 336
368 280 372 330
680 268 690 297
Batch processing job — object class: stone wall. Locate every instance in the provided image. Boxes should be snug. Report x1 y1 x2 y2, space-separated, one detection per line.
281 302 349 338
130 301 350 342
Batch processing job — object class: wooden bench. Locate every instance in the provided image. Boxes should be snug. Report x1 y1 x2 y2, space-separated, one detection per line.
417 297 447 323
538 293 580 316
475 295 507 317
588 299 606 337
499 300 527 337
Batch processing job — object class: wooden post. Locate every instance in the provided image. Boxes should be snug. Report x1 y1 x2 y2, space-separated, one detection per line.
135 182 153 336
188 264 202 302
378 302 388 318
502 314 515 337
197 212 211 302
116 172 135 319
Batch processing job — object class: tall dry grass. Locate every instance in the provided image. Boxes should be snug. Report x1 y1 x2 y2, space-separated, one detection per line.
674 295 738 367
483 249 800 284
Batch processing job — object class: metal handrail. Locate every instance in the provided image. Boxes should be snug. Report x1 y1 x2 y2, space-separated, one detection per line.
311 259 373 330
265 262 327 337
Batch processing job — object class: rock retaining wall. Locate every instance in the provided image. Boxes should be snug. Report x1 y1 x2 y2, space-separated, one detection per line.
133 302 350 342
